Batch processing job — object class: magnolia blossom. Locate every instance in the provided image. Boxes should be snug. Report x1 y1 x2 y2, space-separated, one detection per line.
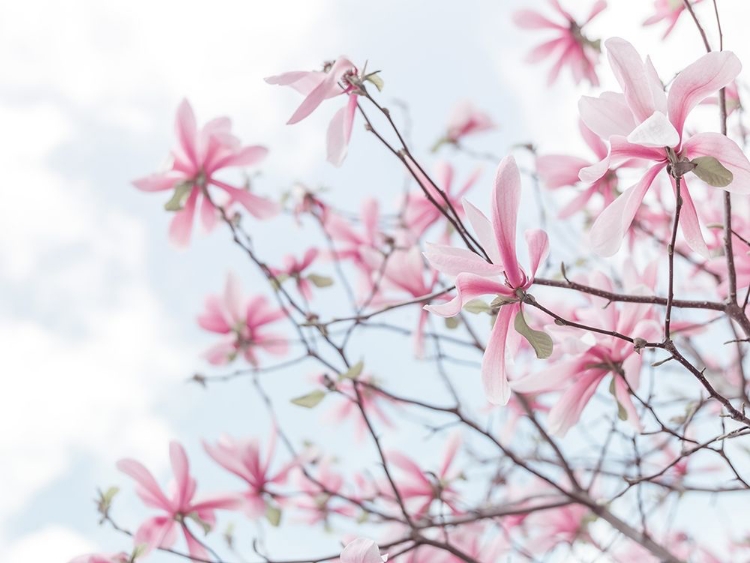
643 0 704 39
269 248 321 301
537 120 624 218
203 431 296 518
514 0 606 86
425 155 549 405
513 272 660 436
387 432 463 518
266 57 360 166
117 442 240 560
340 538 387 563
580 37 750 256
403 160 481 240
133 99 278 247
197 273 288 366
291 460 357 525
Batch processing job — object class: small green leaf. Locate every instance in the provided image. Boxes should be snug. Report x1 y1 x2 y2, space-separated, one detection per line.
617 401 628 421
291 389 327 408
187 512 212 535
513 311 553 359
691 156 733 188
132 544 149 559
445 317 461 329
102 486 119 504
265 503 282 527
365 72 384 92
490 295 517 309
463 299 490 314
163 182 193 211
307 273 334 288
339 360 364 381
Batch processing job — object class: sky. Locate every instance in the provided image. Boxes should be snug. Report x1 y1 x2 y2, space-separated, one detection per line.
3 0 750 561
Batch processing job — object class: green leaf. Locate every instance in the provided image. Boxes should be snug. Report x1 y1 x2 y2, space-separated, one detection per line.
187 512 212 535
490 295 517 309
608 378 628 421
513 311 553 359
102 486 119 504
445 317 461 329
265 503 282 527
365 72 384 92
291 389 327 408
163 182 193 211
307 273 334 288
463 299 490 314
132 544 149 560
339 360 364 381
691 156 733 188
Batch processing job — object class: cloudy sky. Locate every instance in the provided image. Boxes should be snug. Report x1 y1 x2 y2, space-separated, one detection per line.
3 0 749 561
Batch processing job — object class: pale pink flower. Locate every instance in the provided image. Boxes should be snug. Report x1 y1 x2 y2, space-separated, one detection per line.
203 431 296 518
269 248 321 301
387 432 463 519
442 100 495 145
512 272 660 436
133 99 278 247
537 120 626 218
404 161 481 240
425 155 550 405
580 37 749 257
117 442 240 560
363 246 447 358
266 57 360 166
291 460 357 525
68 554 129 563
643 0 705 39
514 0 606 86
197 272 288 366
340 538 387 563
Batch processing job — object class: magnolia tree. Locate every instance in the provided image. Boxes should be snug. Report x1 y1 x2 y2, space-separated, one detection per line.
71 1 750 562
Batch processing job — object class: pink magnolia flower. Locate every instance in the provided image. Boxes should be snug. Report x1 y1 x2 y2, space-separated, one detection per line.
340 538 387 563
512 272 660 436
387 432 463 519
580 37 750 257
116 442 240 560
362 246 447 358
404 161 481 241
203 431 296 518
424 155 550 405
514 0 606 86
133 99 278 247
197 272 289 366
536 120 625 218
266 57 360 166
269 248 321 301
68 554 129 563
643 0 705 39
291 459 357 525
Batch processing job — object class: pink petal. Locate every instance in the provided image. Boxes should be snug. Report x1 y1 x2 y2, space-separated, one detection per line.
425 272 511 317
536 155 590 188
589 162 664 256
264 70 327 95
424 242 504 278
462 199 501 264
605 38 664 123
134 516 177 555
208 145 268 173
133 174 181 192
524 229 549 279
200 194 218 233
482 303 517 405
286 57 355 125
439 432 462 478
168 188 198 248
214 181 280 219
170 441 194 508
682 132 750 194
512 357 587 393
175 99 198 169
326 94 358 167
526 38 566 64
584 0 608 24
340 538 385 563
513 9 565 29
116 459 170 510
492 156 522 287
673 177 710 259
668 50 741 138
548 370 606 436
578 92 638 140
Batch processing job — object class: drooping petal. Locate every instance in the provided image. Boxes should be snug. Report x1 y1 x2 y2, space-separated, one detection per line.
548 369 606 436
524 229 550 279
668 50 741 138
326 94 358 166
482 303 517 405
492 156 523 287
588 162 664 256
673 177 710 259
168 187 199 248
